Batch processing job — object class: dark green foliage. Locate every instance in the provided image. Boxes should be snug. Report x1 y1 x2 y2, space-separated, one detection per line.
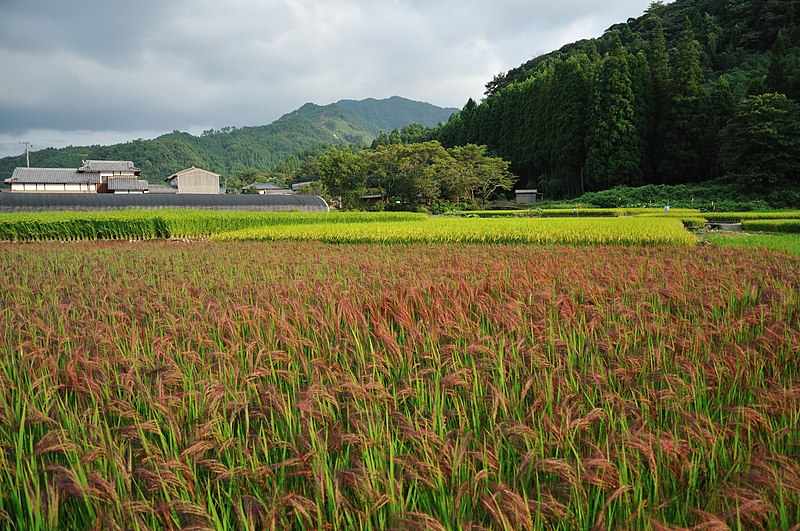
434 0 800 200
313 141 515 210
0 98 456 184
721 93 800 192
317 148 369 209
766 29 800 100
446 144 515 206
585 34 641 190
570 182 780 211
541 55 592 197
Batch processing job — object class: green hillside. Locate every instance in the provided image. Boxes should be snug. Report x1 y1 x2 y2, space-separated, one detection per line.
434 0 800 203
0 97 456 184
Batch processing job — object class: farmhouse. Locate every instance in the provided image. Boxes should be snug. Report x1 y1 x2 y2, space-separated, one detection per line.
166 167 221 194
4 168 101 193
4 160 145 193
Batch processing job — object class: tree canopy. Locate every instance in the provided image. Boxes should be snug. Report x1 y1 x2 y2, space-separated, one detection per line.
313 141 515 209
432 0 800 199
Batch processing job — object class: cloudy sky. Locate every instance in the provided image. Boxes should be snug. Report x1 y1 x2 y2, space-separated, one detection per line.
0 0 663 158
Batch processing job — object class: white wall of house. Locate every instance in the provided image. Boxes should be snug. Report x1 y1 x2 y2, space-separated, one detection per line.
100 171 137 179
12 183 97 192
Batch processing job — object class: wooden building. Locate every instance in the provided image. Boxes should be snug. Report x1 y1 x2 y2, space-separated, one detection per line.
107 176 149 194
515 189 545 205
166 167 221 194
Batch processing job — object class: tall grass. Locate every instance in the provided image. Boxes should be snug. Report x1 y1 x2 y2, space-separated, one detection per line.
0 241 797 529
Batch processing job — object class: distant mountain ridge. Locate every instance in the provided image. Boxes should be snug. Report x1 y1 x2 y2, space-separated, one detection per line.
0 96 457 183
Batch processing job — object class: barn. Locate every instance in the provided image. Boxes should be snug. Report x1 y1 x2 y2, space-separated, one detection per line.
166 167 221 194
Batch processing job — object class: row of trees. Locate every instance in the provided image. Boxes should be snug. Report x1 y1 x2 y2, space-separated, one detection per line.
310 141 515 210
434 4 800 198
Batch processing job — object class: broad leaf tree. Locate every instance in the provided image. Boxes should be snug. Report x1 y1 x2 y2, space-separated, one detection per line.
317 147 368 209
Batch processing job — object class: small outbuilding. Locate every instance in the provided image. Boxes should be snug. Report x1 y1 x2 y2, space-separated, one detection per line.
107 176 149 194
166 167 221 194
359 193 385 208
243 182 292 195
515 189 545 205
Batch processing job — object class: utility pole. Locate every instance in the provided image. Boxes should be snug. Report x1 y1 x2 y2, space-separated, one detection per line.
19 141 32 167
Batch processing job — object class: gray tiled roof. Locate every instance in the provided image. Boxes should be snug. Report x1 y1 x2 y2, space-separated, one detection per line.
245 182 286 190
78 160 138 172
147 185 179 194
107 177 149 191
5 168 102 184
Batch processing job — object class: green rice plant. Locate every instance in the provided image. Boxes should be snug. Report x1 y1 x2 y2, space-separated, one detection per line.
705 231 800 256
0 211 169 241
157 209 426 238
702 211 800 223
677 217 707 229
635 214 708 230
741 219 800 233
0 210 427 242
213 217 698 246
470 207 700 218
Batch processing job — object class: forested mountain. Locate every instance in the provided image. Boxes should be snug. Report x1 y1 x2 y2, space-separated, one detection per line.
434 0 800 202
0 97 456 183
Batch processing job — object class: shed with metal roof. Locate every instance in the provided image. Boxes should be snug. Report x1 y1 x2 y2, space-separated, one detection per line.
243 182 292 195
107 177 150 194
515 189 545 205
166 167 220 194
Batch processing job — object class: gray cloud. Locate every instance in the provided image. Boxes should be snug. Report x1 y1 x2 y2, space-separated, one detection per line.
0 0 663 157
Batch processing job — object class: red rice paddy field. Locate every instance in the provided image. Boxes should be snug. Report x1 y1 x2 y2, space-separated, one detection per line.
0 241 798 530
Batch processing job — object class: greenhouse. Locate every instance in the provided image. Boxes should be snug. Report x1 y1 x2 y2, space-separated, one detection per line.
0 192 329 213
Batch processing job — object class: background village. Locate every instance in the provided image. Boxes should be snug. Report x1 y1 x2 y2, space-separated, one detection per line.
3 161 302 196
